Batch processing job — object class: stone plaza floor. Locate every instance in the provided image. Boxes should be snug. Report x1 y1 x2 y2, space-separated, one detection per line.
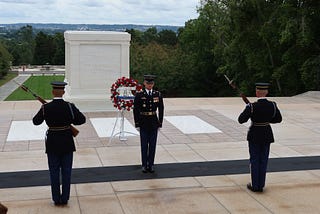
0 92 320 213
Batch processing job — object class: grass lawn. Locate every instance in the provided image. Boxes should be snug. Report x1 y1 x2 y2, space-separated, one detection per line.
5 75 65 101
0 72 18 87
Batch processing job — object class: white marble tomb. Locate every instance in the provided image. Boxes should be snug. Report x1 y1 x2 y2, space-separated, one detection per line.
64 31 131 110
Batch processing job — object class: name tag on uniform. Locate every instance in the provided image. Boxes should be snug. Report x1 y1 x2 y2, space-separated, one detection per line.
153 97 159 102
141 97 147 100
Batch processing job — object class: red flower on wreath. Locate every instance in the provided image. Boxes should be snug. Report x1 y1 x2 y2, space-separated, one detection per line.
110 76 142 111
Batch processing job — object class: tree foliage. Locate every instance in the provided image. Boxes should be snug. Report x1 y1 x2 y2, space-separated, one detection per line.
198 0 320 96
33 31 55 64
0 42 12 79
10 25 35 65
2 26 65 66
52 32 65 65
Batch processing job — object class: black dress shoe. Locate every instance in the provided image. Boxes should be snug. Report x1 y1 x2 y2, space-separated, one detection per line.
148 166 155 173
142 167 148 173
60 201 68 206
247 183 263 192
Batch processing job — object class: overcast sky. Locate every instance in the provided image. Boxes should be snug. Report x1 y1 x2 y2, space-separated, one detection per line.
0 0 200 26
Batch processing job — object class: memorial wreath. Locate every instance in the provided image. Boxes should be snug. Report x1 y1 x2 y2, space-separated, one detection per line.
110 76 142 111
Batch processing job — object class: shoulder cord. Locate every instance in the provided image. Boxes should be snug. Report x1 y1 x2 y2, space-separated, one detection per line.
272 102 276 118
68 103 75 120
42 105 47 142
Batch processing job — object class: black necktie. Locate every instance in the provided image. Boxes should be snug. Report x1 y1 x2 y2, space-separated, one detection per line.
148 91 151 96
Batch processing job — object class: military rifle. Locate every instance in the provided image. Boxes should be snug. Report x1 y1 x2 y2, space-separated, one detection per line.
224 74 250 104
13 80 79 137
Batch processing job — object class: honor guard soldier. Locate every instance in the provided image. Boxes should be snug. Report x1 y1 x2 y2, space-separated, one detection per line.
33 81 86 205
133 75 164 173
238 83 282 192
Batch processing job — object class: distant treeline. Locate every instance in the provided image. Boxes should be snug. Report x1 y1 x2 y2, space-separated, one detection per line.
0 23 180 34
1 0 320 97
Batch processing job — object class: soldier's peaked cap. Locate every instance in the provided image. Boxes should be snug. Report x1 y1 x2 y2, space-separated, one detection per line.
51 81 67 89
255 82 270 90
144 74 156 82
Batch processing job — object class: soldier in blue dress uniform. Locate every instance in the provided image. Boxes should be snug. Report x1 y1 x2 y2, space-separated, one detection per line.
33 81 86 205
238 83 282 192
133 75 164 173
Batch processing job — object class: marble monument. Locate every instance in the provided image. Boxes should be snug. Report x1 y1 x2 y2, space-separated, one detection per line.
64 31 131 111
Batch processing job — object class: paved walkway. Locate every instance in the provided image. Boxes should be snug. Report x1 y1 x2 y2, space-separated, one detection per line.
0 75 30 101
1 77 320 213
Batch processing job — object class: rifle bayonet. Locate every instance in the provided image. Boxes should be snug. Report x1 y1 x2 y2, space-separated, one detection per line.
224 74 250 104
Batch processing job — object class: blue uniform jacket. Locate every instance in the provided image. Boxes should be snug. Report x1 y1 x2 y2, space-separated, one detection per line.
33 99 86 153
238 98 282 143
133 89 164 130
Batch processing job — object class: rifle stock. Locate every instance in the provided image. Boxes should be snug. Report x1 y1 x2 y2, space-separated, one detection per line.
240 93 250 104
36 96 47 104
70 126 79 137
14 81 79 137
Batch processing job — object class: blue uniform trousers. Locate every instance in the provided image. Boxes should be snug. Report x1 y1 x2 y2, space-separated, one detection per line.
248 142 270 190
140 128 158 168
47 152 73 203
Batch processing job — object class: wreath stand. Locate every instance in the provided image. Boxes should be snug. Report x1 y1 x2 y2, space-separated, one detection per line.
108 106 139 146
109 77 142 146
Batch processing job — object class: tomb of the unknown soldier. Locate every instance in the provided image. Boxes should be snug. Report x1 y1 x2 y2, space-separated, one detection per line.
64 31 131 111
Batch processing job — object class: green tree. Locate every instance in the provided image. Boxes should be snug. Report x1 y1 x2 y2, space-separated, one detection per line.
224 0 278 95
130 42 191 96
33 31 55 64
126 29 143 44
52 32 65 65
0 42 13 79
300 56 320 91
157 30 177 46
130 42 169 86
199 0 320 96
177 5 227 96
276 0 320 94
13 25 35 65
141 27 158 44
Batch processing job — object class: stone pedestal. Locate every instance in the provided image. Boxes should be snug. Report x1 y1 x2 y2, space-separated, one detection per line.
64 31 131 111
